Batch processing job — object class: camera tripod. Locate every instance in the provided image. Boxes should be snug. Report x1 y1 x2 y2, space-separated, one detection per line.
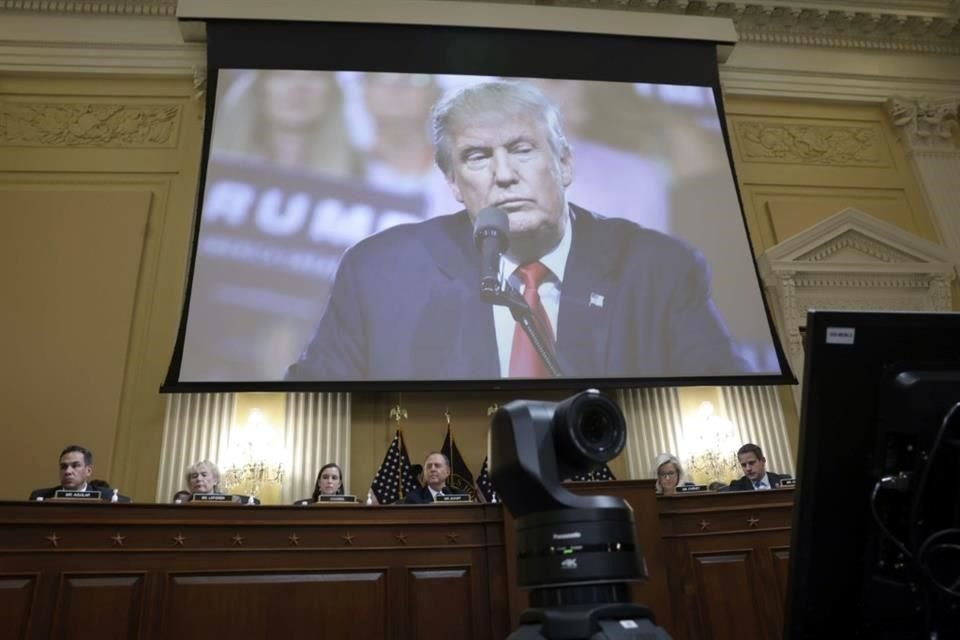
509 584 672 640
510 603 671 640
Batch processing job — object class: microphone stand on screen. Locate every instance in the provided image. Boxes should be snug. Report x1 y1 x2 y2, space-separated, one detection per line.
474 205 565 378
496 282 566 378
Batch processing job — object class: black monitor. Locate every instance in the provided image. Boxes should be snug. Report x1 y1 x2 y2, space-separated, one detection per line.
786 310 960 639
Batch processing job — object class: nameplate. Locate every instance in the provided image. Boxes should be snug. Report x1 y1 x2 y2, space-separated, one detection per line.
190 493 235 503
779 478 797 487
53 490 102 500
435 494 471 503
677 484 708 493
318 495 358 503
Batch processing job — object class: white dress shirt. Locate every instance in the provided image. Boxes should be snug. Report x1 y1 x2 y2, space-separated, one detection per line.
753 473 772 490
492 211 573 376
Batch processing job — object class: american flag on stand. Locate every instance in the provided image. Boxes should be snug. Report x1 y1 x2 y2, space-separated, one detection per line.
370 429 420 504
475 455 497 503
570 463 617 482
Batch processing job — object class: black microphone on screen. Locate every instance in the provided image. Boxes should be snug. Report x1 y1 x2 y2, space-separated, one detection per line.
473 207 510 304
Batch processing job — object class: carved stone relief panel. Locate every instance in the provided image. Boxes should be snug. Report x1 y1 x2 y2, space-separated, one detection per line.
734 120 888 167
0 101 181 147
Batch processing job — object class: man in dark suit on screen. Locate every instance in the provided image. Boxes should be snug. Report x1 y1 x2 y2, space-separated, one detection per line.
726 443 791 491
286 80 748 381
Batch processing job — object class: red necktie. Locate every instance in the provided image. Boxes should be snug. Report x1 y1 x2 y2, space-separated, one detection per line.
508 262 556 378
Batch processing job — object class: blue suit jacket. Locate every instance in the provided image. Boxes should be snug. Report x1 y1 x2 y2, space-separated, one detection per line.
287 206 748 381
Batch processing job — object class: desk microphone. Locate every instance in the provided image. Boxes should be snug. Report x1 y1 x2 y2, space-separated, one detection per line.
474 207 509 303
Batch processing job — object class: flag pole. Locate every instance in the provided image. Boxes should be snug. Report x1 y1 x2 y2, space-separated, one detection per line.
389 394 408 500
443 406 453 463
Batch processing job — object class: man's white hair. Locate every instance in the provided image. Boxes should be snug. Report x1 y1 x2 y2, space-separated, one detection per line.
431 79 572 177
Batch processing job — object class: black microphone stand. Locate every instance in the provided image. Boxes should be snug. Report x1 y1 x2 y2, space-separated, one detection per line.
490 281 565 378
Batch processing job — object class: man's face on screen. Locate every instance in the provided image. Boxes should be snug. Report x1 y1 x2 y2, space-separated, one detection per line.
446 110 572 255
738 452 766 482
59 451 91 490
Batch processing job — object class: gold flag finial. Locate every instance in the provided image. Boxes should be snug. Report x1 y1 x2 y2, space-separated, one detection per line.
389 394 408 425
486 403 500 416
444 407 452 427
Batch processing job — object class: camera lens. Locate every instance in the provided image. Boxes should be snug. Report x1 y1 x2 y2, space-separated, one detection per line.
577 406 619 454
553 390 626 469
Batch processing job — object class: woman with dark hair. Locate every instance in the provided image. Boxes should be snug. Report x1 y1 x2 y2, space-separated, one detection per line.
295 463 345 504
313 463 345 499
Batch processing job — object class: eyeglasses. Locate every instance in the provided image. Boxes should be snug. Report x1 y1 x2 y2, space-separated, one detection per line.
658 470 678 478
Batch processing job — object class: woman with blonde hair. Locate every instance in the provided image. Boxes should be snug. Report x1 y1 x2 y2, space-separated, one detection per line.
653 453 684 495
185 459 221 494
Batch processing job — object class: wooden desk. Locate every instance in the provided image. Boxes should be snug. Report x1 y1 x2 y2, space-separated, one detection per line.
657 488 795 640
0 501 509 640
0 485 794 640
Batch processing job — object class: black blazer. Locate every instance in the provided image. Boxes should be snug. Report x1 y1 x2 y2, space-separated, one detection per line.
726 472 791 492
403 485 465 504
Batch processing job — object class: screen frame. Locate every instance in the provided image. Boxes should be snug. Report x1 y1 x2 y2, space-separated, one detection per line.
162 16 794 392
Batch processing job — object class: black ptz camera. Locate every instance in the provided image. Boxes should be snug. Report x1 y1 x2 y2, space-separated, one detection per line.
490 389 671 640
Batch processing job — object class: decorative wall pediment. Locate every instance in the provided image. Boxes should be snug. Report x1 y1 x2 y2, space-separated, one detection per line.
761 207 956 271
758 207 955 403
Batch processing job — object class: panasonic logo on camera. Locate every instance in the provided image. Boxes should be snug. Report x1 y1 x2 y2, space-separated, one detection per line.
552 532 581 540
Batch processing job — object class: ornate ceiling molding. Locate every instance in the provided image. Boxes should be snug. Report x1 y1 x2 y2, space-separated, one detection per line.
0 0 176 16
2 1 959 55
536 1 960 55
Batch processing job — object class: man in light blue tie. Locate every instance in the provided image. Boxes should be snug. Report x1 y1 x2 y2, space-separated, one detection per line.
727 443 791 492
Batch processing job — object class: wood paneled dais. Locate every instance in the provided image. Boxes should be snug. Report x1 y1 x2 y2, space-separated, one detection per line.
160 571 387 638
0 575 37 640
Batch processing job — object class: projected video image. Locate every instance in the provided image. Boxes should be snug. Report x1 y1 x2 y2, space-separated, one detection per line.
178 70 780 383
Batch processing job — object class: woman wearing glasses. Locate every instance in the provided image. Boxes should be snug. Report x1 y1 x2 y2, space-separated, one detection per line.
653 453 684 495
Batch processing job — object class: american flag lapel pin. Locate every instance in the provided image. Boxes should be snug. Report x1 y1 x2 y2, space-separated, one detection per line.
589 293 604 308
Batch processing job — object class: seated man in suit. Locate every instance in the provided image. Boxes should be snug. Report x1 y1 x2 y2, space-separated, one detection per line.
404 452 463 504
727 443 791 491
286 79 749 381
28 445 113 500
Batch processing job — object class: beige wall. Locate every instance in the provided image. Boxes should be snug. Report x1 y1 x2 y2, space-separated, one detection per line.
0 73 204 500
724 95 955 453
1 9 955 501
